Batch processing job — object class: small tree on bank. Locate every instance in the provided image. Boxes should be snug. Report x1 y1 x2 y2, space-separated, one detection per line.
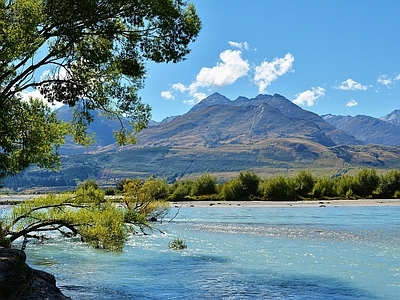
0 179 169 251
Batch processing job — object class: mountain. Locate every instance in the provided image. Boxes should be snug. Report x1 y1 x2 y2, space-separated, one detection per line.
5 93 400 191
323 114 400 146
381 109 400 127
136 93 336 147
56 105 132 155
135 93 361 148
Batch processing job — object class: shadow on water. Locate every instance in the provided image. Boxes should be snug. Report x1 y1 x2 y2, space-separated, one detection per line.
60 252 377 300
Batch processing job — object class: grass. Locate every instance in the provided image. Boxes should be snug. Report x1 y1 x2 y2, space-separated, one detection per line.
168 238 187 250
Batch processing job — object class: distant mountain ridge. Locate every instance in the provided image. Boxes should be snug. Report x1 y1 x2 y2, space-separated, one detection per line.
136 93 361 148
56 93 400 152
323 113 400 146
5 93 400 191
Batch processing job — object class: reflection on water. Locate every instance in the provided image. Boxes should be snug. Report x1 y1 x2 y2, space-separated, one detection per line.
23 206 400 300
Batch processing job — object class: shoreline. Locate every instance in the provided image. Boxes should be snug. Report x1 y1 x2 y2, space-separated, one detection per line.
171 199 400 208
1 194 399 208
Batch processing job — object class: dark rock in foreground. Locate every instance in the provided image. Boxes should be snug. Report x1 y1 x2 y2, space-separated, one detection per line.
0 247 71 300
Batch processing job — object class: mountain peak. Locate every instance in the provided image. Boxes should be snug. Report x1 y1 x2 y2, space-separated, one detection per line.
188 92 231 113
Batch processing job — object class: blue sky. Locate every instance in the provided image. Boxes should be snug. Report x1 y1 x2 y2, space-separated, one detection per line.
140 0 400 121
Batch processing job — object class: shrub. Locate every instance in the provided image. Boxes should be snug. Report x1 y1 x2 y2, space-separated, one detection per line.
220 171 260 200
312 177 337 198
105 188 115 196
191 174 217 196
294 170 314 198
237 171 261 198
262 175 296 200
377 169 400 198
78 178 99 190
142 177 169 199
335 175 356 198
169 180 194 201
353 168 379 197
169 238 187 250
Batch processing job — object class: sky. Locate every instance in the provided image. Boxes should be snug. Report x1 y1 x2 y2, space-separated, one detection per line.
139 0 400 122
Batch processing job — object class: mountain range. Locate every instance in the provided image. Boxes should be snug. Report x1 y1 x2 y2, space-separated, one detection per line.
5 93 400 190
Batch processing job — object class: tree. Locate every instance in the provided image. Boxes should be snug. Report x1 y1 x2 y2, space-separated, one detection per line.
353 168 379 198
191 174 217 196
0 178 170 251
220 171 260 200
262 175 296 201
293 170 314 198
0 0 201 182
377 169 400 198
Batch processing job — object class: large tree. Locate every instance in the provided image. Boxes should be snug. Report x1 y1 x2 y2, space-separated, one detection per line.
0 178 170 251
0 0 201 181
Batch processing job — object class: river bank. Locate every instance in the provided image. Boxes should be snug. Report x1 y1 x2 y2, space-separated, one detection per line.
171 198 400 208
1 194 400 207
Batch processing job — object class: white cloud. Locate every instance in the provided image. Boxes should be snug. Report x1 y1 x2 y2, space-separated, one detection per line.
161 90 174 100
346 99 358 107
293 87 325 107
334 78 369 91
165 49 249 106
377 74 392 87
189 49 250 91
395 74 400 81
19 89 64 109
162 43 295 107
172 83 187 93
253 53 294 94
228 41 249 50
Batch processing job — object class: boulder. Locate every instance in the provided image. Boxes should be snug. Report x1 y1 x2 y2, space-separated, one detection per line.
0 247 71 300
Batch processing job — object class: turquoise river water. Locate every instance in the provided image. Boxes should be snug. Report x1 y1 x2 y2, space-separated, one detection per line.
16 205 400 299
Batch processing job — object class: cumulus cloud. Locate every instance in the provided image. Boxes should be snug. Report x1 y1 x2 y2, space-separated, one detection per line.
293 87 325 107
377 74 393 87
189 49 250 91
228 41 249 50
254 53 294 94
346 99 358 107
162 42 295 106
334 78 369 91
160 91 174 100
172 83 187 93
162 47 250 105
377 74 400 89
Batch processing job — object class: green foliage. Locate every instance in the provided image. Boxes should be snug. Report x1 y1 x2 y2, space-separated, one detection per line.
294 170 314 198
353 168 379 197
220 171 260 200
1 178 169 251
78 178 100 191
335 175 356 199
0 0 201 182
312 177 337 199
237 171 261 198
377 169 400 198
262 175 296 200
220 178 242 201
168 237 187 250
191 174 217 196
169 180 194 201
0 98 67 182
105 188 115 196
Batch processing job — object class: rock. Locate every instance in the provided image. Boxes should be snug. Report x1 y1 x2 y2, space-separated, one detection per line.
0 247 71 300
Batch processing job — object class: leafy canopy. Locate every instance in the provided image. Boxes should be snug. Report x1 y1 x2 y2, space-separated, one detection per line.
0 0 201 181
0 178 170 251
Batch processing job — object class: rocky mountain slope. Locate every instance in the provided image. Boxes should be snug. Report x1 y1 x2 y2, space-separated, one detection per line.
322 114 400 146
135 93 361 148
4 93 400 190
